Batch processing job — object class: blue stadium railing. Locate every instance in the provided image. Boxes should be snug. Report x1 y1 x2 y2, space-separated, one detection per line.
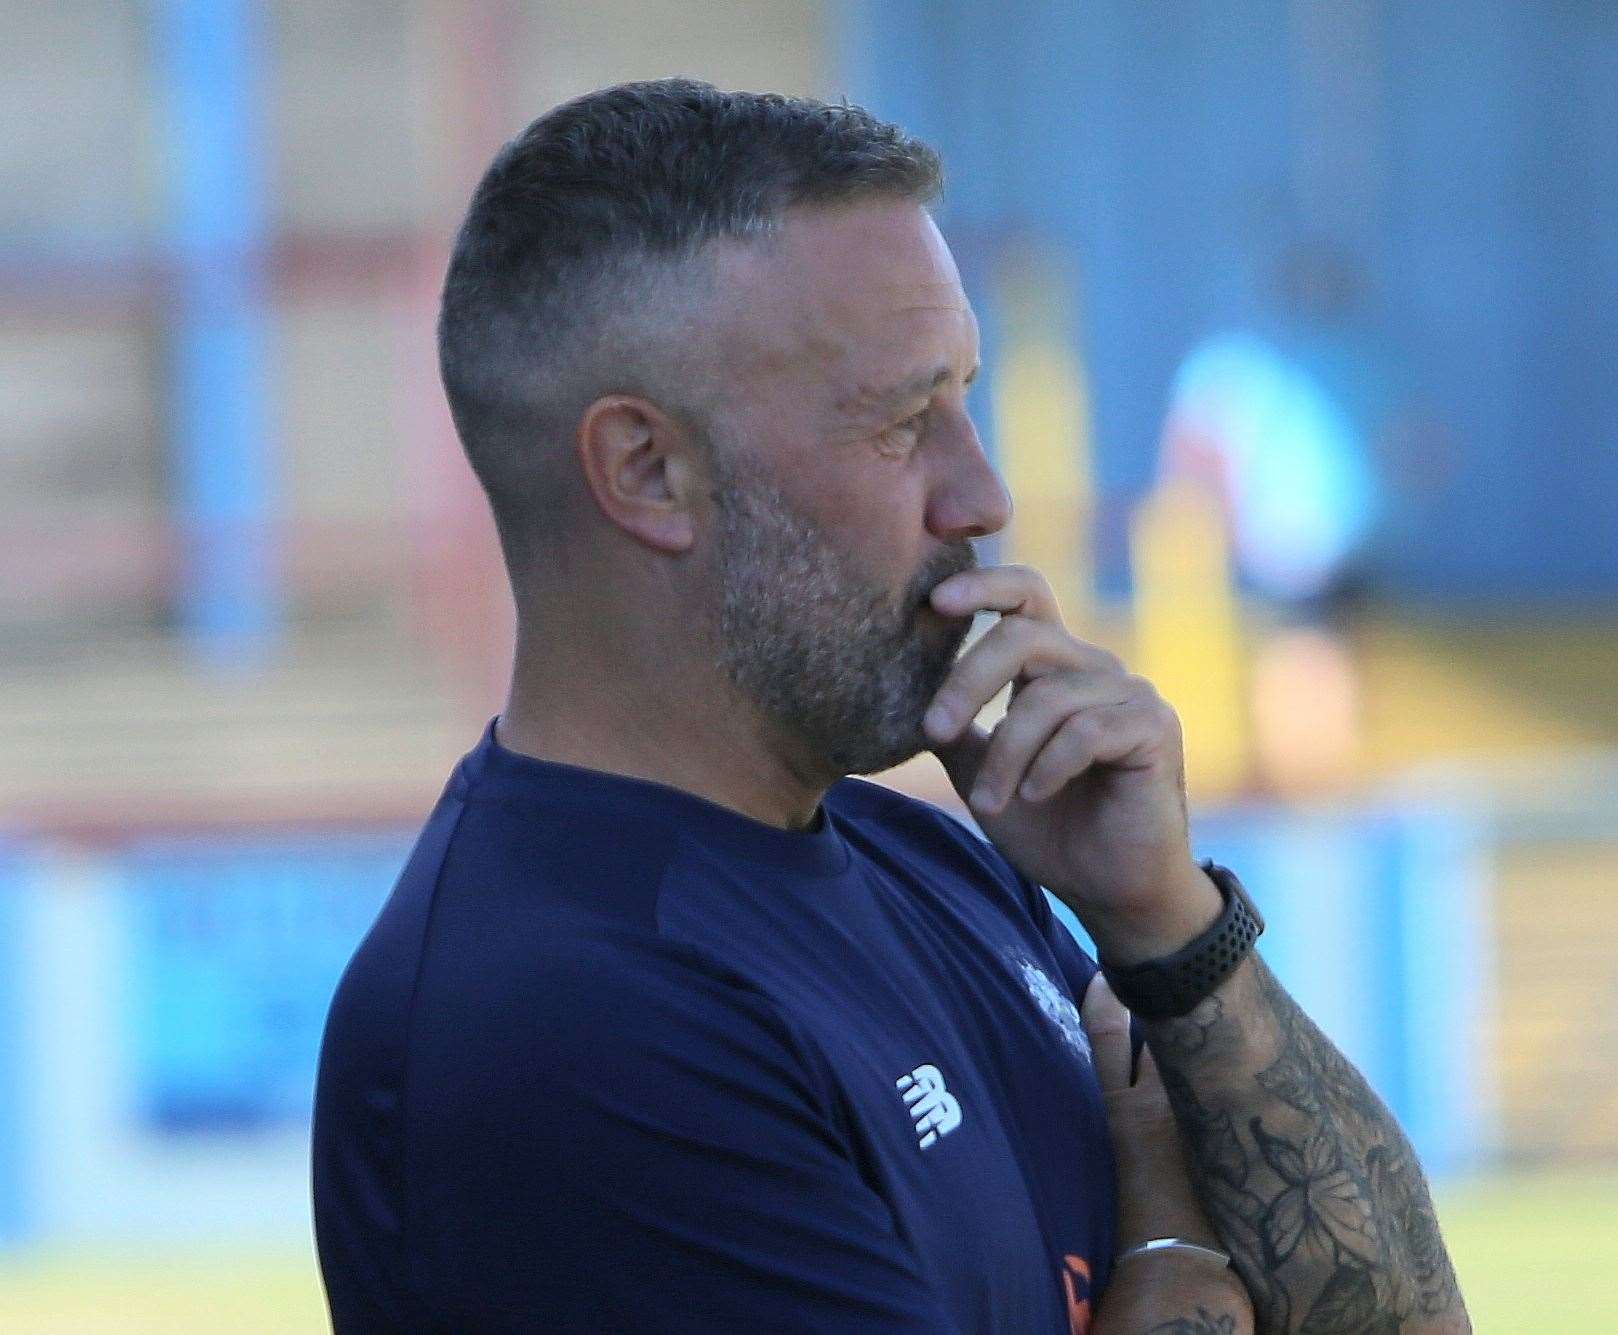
0 803 1488 1248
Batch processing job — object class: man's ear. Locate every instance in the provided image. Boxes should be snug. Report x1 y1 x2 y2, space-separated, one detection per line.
574 395 705 553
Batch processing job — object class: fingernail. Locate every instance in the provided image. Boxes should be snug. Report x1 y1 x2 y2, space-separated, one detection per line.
970 784 996 812
924 703 955 737
1018 779 1039 801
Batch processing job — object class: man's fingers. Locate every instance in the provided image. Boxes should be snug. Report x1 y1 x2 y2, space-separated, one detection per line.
1080 973 1133 1094
1014 703 1153 803
958 674 1129 814
921 618 1069 743
922 617 1122 745
930 564 1064 623
929 721 992 799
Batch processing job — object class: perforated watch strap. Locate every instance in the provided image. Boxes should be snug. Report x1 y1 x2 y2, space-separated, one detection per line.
1098 862 1264 1021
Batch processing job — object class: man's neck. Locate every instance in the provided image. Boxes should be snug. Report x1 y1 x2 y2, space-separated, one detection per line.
496 650 833 832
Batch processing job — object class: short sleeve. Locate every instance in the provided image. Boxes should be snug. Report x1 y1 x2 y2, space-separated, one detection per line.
402 939 958 1334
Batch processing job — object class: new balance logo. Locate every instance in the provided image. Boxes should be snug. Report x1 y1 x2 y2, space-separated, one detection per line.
896 1064 962 1150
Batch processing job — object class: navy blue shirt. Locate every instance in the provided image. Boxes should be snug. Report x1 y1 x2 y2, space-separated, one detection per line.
313 719 1118 1333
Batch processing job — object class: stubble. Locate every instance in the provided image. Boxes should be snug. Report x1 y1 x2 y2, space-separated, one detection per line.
711 462 975 776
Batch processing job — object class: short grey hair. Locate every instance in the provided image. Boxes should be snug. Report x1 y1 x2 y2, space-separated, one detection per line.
436 78 942 570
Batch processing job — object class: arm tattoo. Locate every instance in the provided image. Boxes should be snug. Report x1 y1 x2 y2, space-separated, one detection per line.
1147 958 1467 1333
1147 1310 1239 1335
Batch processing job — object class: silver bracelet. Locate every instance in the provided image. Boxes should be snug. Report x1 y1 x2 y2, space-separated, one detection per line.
1116 1237 1232 1269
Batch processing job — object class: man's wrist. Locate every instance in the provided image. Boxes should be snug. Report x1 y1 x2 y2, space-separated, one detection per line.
1080 864 1224 966
1098 863 1265 1022
1117 1238 1232 1270
1114 1184 1227 1253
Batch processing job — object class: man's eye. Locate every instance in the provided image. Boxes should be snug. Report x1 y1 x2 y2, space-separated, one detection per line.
876 410 927 454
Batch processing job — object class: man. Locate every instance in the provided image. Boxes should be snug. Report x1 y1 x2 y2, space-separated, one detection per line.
313 81 1468 1333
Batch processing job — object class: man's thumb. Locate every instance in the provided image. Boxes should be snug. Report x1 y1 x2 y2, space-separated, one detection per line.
1080 973 1134 1094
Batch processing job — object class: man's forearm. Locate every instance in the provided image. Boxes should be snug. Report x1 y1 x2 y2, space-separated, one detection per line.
1144 955 1468 1334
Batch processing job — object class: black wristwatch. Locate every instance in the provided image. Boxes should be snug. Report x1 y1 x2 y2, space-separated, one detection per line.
1098 862 1264 1021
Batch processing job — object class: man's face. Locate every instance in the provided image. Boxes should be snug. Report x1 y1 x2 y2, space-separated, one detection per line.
699 200 1012 774
710 446 977 775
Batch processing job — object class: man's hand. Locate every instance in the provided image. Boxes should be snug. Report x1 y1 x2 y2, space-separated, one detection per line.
1081 975 1254 1333
1081 976 1226 1253
925 569 1469 1333
922 564 1220 962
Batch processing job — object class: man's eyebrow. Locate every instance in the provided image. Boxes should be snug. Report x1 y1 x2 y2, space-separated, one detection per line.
851 363 982 416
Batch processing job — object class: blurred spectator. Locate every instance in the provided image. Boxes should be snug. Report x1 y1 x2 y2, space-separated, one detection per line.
1156 239 1410 790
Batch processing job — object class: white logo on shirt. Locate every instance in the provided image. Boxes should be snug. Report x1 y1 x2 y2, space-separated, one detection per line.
1011 955 1092 1063
896 1064 962 1150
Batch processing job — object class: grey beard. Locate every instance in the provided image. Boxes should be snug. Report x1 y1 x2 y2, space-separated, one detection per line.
713 471 976 776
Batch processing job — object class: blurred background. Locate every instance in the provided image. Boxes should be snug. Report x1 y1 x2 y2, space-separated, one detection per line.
2 1 1615 1329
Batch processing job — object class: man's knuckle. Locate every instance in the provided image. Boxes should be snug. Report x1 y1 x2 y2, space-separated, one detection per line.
1094 648 1127 675
984 714 1030 758
1120 672 1155 698
1001 614 1044 648
948 656 998 696
1058 711 1104 751
1017 674 1070 711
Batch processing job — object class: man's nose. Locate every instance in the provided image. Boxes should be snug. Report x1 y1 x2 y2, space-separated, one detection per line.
925 412 1014 541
